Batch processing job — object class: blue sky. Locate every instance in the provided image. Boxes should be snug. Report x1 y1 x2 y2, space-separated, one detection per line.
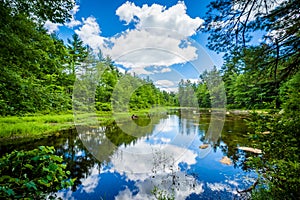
45 0 224 92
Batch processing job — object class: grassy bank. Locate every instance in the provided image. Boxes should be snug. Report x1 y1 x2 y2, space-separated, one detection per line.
0 112 113 141
0 107 170 141
0 107 268 141
0 114 74 140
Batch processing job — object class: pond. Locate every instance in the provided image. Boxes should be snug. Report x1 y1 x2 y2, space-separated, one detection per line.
0 109 257 199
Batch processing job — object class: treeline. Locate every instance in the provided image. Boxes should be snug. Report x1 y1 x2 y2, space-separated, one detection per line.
0 1 177 116
94 61 178 112
179 0 300 111
203 0 299 111
178 66 226 109
179 58 298 110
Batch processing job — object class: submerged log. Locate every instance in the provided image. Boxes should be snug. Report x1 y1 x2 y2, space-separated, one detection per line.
238 147 262 154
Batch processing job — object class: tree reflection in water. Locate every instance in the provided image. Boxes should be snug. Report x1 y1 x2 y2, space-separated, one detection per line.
0 111 257 199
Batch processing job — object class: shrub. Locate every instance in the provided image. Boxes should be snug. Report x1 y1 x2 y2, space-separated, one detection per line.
0 146 75 199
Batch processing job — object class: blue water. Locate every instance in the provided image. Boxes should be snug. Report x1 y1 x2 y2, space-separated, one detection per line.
52 112 256 199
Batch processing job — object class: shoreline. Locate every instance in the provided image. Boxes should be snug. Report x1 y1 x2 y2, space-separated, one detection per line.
0 108 271 141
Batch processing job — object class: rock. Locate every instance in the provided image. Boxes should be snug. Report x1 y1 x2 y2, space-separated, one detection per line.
199 144 209 149
238 147 262 154
220 156 232 165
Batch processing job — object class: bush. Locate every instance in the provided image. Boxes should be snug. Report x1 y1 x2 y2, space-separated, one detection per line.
247 72 300 199
0 146 75 199
95 102 112 111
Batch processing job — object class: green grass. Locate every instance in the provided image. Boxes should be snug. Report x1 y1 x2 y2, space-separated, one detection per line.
0 114 75 139
0 109 163 140
0 106 214 141
0 112 117 140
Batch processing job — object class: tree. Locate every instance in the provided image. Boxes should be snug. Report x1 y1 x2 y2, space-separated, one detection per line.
0 1 74 115
200 66 226 108
178 79 198 108
204 0 300 197
2 0 74 24
204 0 300 81
247 72 300 198
95 59 120 111
67 34 89 76
195 84 210 108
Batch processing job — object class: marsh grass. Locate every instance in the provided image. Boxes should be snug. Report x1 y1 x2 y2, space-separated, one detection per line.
0 113 111 140
0 114 75 139
0 107 174 140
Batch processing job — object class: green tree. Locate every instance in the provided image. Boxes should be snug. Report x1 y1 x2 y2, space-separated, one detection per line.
95 59 120 111
0 9 70 114
2 0 74 24
178 79 198 107
204 1 300 198
0 1 75 115
220 47 284 109
67 34 89 76
200 66 226 108
247 73 300 198
204 0 299 108
195 82 211 108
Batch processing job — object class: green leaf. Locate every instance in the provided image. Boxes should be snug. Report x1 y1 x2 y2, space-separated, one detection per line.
24 164 34 170
25 181 37 191
5 188 15 196
47 175 52 181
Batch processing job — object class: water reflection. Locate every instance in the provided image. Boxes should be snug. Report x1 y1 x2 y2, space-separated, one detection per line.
0 111 256 199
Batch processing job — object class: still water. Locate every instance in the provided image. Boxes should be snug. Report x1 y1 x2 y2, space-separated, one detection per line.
0 110 257 199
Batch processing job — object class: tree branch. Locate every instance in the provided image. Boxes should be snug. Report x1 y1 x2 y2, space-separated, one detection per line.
237 178 259 193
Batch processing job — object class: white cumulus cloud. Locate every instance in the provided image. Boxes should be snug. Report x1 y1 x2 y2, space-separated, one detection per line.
44 20 61 34
75 1 205 75
66 4 82 28
116 1 203 37
75 17 105 53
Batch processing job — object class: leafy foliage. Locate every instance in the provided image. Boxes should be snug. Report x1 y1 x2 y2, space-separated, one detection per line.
204 0 300 198
178 79 198 108
181 66 226 109
67 34 89 76
129 81 166 110
2 0 74 24
0 0 74 115
246 72 300 198
0 146 74 199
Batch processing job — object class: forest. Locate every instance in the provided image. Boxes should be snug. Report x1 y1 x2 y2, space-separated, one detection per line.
0 0 299 199
0 2 177 116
